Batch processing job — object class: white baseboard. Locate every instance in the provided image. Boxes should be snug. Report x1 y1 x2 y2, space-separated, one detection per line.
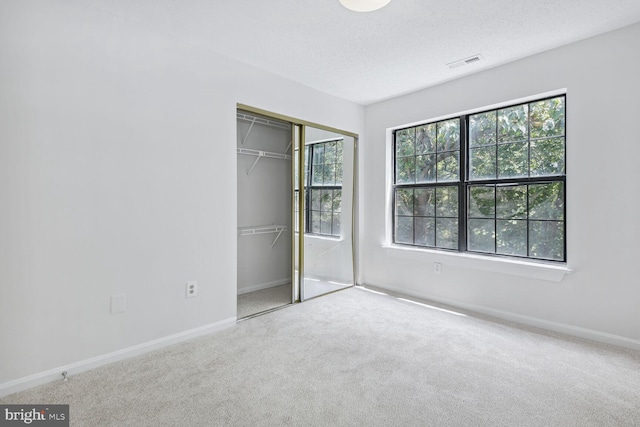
0 317 236 398
361 282 640 352
237 278 290 295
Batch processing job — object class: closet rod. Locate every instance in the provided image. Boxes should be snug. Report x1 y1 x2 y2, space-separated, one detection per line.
237 112 291 131
237 148 292 176
238 225 288 247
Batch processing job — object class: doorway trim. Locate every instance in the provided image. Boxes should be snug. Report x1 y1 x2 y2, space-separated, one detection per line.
237 104 358 139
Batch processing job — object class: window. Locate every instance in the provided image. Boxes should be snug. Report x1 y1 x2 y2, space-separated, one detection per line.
295 139 343 238
393 95 566 262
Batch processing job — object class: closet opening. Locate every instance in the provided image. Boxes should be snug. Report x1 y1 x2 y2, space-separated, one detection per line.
237 110 293 318
236 106 358 319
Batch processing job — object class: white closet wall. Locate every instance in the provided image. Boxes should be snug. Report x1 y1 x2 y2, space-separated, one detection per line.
237 113 292 294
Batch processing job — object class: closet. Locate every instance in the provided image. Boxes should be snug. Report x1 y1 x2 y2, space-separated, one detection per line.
236 111 293 318
236 106 357 319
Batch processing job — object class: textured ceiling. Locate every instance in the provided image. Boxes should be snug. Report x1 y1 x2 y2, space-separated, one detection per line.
77 0 640 105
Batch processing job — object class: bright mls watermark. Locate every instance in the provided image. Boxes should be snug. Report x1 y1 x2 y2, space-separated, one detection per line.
0 405 68 426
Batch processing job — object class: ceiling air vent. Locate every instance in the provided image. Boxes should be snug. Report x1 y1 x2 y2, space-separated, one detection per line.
447 54 484 69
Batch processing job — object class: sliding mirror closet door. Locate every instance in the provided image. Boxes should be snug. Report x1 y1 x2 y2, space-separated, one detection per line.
300 126 355 300
237 111 293 318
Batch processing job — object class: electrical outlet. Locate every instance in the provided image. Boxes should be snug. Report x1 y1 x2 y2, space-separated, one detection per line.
434 262 442 274
186 281 198 298
110 294 126 314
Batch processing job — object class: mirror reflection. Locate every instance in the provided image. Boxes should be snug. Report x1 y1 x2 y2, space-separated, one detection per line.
300 126 355 300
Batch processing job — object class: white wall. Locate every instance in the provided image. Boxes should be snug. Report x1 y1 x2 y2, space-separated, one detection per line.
361 23 640 347
0 0 363 388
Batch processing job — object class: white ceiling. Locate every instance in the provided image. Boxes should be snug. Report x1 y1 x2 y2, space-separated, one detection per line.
78 0 640 105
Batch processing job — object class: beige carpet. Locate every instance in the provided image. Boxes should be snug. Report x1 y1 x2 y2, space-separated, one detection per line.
237 279 352 319
3 287 640 426
237 284 292 319
302 278 351 300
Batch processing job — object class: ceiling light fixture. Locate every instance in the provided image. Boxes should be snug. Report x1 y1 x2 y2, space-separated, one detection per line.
339 0 391 12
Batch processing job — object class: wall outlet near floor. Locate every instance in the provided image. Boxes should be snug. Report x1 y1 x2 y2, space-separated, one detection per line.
110 294 127 314
434 262 442 274
186 281 198 298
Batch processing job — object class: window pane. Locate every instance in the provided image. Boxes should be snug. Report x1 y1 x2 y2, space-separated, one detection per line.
335 163 343 185
498 104 528 143
414 188 435 216
324 142 336 164
321 189 333 211
311 166 323 185
311 212 321 233
305 140 343 238
304 152 310 186
529 220 564 261
395 217 414 244
333 190 342 213
320 212 332 235
416 154 437 183
530 138 564 177
332 213 341 236
323 164 335 185
437 119 460 151
396 128 415 157
529 182 564 220
396 157 416 184
469 147 496 180
496 220 527 256
468 219 495 253
416 124 436 154
396 189 413 215
313 144 325 164
498 142 528 178
496 185 527 219
436 186 458 218
311 190 321 210
468 186 495 218
436 218 458 249
415 217 436 246
437 151 459 182
469 111 496 147
530 97 565 139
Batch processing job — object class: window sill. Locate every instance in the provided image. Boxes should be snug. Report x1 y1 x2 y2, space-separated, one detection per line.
307 235 344 243
295 232 344 243
383 245 572 282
